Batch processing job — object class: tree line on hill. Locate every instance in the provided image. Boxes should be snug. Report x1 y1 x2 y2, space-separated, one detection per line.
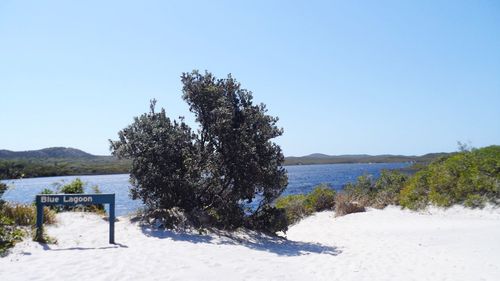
0 158 131 179
0 146 449 180
284 152 450 165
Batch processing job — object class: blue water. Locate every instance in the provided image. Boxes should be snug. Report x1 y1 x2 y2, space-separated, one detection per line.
1 162 410 216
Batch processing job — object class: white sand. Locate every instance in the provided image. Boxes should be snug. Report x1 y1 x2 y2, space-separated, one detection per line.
1 206 500 281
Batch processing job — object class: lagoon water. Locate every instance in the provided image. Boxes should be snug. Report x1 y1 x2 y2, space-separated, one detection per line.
2 162 410 216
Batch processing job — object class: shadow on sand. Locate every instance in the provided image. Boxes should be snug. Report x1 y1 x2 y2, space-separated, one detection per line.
39 242 128 251
140 226 341 257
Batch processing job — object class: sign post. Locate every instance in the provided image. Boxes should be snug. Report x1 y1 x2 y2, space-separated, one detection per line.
35 194 116 244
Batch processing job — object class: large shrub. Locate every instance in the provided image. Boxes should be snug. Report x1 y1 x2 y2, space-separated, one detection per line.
111 71 288 232
400 145 500 209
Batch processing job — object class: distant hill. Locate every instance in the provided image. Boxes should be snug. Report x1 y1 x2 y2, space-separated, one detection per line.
303 153 332 158
0 147 95 159
0 147 451 179
284 152 451 166
0 147 450 164
0 147 129 179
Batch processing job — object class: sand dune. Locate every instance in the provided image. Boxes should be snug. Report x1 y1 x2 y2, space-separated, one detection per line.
1 206 499 281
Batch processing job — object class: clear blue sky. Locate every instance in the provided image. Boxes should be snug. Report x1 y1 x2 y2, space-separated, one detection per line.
1 0 499 156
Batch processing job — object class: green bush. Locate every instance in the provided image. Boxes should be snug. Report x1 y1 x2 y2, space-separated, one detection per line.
399 169 430 209
275 194 309 224
343 175 374 205
463 194 487 208
400 145 500 210
40 188 54 195
110 71 288 233
41 178 105 215
304 185 336 212
275 185 337 225
372 170 408 208
60 178 85 194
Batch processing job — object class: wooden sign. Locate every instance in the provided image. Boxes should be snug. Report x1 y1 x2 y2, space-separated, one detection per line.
35 194 116 244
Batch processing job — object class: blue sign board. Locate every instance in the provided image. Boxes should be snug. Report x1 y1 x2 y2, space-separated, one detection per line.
35 193 116 244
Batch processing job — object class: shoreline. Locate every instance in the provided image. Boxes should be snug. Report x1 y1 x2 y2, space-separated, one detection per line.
1 161 413 181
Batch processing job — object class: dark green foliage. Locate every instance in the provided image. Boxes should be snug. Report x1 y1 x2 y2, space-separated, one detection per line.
111 99 200 212
111 71 288 232
181 71 288 227
400 145 500 209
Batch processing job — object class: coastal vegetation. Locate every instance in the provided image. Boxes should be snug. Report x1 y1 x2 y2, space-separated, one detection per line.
275 145 499 224
275 170 408 222
400 145 500 209
111 71 288 233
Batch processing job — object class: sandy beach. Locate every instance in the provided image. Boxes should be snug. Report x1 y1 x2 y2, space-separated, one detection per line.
1 206 499 281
